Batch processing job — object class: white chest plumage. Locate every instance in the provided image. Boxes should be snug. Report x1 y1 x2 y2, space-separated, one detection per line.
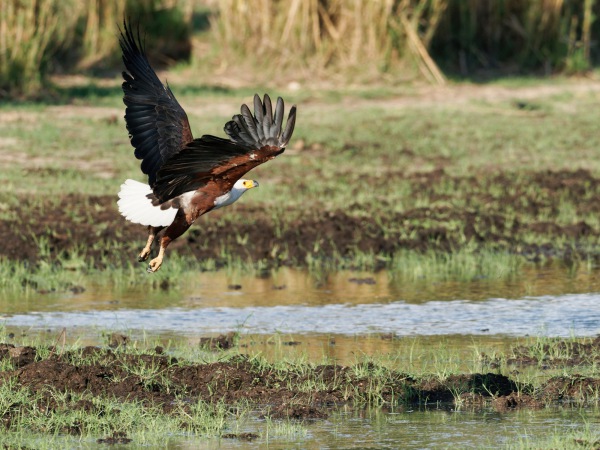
214 187 246 209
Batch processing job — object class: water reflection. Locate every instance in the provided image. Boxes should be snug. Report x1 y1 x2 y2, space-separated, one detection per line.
1 264 599 339
169 405 600 449
5 264 600 310
303 406 600 449
11 404 600 449
2 264 599 449
5 291 599 338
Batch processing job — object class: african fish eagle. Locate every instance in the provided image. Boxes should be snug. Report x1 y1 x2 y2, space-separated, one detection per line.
116 23 297 272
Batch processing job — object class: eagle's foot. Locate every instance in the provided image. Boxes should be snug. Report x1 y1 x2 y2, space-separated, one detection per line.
139 226 158 262
147 256 163 273
138 248 151 262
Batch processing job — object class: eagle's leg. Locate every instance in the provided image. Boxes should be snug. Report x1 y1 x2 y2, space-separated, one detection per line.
147 246 166 273
147 212 192 273
139 226 163 262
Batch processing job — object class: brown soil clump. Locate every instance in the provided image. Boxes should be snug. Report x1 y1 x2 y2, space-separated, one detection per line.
1 340 598 423
539 376 600 404
222 432 259 441
199 332 238 350
97 432 132 444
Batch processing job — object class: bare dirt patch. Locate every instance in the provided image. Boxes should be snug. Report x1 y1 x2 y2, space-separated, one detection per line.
3 168 600 271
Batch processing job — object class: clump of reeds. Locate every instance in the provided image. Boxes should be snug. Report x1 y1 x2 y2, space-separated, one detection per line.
209 0 448 83
432 0 597 75
209 0 598 81
78 0 127 69
0 0 82 97
0 0 192 98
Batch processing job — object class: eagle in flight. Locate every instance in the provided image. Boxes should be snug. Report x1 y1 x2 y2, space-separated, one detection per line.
117 23 297 272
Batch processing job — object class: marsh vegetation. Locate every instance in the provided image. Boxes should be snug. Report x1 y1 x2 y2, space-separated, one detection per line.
0 330 599 448
2 1 600 448
2 78 600 292
3 0 600 97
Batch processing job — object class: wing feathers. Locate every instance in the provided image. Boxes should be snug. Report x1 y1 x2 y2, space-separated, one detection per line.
225 94 296 149
120 21 193 187
150 94 296 203
262 94 273 140
152 136 250 201
281 105 297 146
240 104 260 142
229 115 255 147
253 94 265 140
120 24 299 212
272 97 284 139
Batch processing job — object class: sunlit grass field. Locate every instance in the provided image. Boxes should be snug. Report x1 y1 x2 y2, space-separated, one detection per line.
2 75 600 446
2 76 600 293
3 78 600 198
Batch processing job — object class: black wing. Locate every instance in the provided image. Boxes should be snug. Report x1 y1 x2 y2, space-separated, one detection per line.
120 21 194 187
153 94 297 203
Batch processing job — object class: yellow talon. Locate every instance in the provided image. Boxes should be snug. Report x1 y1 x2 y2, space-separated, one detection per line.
146 248 165 273
138 249 150 262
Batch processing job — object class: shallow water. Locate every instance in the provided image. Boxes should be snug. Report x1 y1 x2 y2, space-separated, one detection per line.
4 292 600 339
18 405 600 449
231 406 600 450
3 265 599 339
3 264 600 449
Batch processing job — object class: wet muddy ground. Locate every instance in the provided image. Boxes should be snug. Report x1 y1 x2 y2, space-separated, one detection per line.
4 168 600 269
1 335 599 435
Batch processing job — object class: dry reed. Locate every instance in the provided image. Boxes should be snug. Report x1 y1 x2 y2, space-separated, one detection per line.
209 0 448 83
209 0 598 81
2 0 598 97
0 0 193 97
79 0 127 69
0 0 82 96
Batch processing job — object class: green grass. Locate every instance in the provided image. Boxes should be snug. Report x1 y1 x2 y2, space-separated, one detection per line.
3 78 600 198
0 246 556 302
0 245 597 307
1 76 600 287
0 380 230 446
507 422 600 450
0 330 599 447
0 325 565 389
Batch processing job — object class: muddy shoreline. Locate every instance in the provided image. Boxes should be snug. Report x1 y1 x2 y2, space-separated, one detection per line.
3 168 600 269
2 336 599 429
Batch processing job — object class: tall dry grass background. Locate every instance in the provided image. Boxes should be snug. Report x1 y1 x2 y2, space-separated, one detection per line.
209 0 449 83
212 0 597 81
0 0 192 97
0 0 82 96
0 0 598 97
79 0 128 69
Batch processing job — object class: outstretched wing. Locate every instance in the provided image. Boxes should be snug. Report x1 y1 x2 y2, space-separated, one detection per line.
153 94 297 203
120 21 193 187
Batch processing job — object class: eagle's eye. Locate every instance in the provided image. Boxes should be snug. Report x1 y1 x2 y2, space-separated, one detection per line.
243 180 254 189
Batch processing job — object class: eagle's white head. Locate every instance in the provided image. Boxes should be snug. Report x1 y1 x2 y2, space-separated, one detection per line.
237 179 259 190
